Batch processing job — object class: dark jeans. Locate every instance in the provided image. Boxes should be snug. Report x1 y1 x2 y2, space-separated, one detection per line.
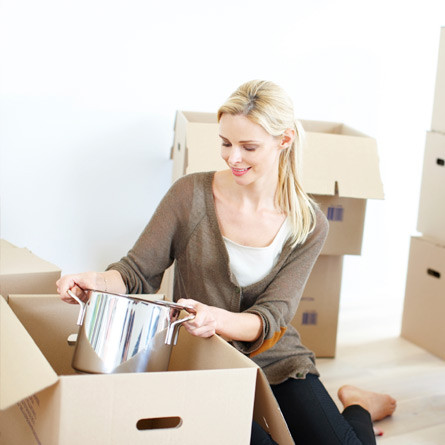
251 374 376 445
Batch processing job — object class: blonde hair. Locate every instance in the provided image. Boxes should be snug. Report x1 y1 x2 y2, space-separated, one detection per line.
217 80 317 247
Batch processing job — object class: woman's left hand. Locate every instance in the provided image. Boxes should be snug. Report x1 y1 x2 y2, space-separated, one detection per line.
177 298 218 338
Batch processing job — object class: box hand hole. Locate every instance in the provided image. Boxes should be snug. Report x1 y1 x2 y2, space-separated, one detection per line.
427 268 441 279
136 416 183 431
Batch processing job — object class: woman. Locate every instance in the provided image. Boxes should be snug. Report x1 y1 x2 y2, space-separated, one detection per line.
57 80 396 444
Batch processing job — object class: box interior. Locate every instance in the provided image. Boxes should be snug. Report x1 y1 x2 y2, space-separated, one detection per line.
1 294 293 445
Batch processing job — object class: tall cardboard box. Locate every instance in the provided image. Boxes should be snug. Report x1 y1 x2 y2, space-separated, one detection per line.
417 131 445 242
0 239 61 300
401 236 445 360
0 295 293 445
171 111 384 256
301 119 384 255
431 27 445 134
291 255 343 358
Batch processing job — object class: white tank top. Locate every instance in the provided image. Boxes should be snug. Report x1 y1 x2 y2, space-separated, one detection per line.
223 219 291 287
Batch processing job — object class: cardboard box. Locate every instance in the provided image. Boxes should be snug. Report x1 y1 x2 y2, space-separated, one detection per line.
291 255 343 358
432 27 445 134
0 295 293 445
417 131 445 242
401 236 445 360
0 239 61 301
157 264 175 300
171 111 384 255
6 294 164 376
311 195 366 256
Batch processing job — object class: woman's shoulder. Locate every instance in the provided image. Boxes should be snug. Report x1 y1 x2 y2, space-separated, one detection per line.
314 204 329 232
310 204 329 245
171 171 215 190
164 171 215 208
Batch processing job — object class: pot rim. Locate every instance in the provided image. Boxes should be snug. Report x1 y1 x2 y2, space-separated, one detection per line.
83 288 196 313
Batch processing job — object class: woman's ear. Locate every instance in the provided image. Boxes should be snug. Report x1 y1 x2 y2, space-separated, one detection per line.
279 128 296 150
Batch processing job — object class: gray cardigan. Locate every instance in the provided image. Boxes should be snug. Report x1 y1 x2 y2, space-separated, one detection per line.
107 171 329 384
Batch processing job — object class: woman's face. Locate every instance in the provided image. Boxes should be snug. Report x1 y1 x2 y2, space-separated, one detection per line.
219 114 286 186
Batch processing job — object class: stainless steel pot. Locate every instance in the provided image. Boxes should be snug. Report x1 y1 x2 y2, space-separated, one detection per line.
68 289 195 374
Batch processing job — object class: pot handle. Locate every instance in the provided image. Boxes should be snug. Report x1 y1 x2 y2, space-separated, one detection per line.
67 289 87 326
165 309 196 346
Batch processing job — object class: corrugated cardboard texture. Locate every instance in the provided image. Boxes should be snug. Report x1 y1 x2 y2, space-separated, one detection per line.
401 236 445 360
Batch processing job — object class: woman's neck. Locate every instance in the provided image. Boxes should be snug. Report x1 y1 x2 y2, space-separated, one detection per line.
218 169 279 213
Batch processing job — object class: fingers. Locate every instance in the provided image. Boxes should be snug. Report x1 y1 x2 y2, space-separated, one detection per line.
177 299 217 338
56 272 98 303
183 323 215 338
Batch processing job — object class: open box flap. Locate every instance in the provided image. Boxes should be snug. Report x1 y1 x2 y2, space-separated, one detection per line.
186 123 226 174
0 239 61 275
171 112 384 200
170 332 293 444
0 296 57 410
301 131 384 199
254 370 294 445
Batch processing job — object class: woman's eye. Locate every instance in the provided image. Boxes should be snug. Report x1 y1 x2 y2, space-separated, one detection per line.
244 146 257 151
221 142 231 147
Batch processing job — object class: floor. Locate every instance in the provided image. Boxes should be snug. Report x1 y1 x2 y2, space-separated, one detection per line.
316 296 445 445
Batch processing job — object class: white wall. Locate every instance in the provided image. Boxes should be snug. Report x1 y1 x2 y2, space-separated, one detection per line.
1 0 444 315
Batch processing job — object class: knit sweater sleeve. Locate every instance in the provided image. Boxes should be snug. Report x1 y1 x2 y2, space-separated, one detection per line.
106 175 194 294
232 207 329 357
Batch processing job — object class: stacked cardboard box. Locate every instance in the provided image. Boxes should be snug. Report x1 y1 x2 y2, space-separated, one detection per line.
162 111 384 357
402 27 445 359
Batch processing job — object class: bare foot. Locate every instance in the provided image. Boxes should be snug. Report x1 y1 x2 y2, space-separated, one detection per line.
337 385 397 421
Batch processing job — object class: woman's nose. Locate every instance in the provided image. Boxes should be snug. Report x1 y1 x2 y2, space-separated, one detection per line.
228 146 242 164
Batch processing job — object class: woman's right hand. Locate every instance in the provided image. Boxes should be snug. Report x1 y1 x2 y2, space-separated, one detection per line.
56 272 103 304
56 270 126 304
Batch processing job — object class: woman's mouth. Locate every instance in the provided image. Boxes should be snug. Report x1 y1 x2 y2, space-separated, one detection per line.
231 167 251 177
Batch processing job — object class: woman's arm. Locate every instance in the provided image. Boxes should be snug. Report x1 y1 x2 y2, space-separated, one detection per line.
233 208 329 357
105 175 195 294
177 298 263 342
56 270 126 303
177 208 328 350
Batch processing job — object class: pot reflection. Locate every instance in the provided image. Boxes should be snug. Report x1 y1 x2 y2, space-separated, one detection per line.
69 290 195 374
